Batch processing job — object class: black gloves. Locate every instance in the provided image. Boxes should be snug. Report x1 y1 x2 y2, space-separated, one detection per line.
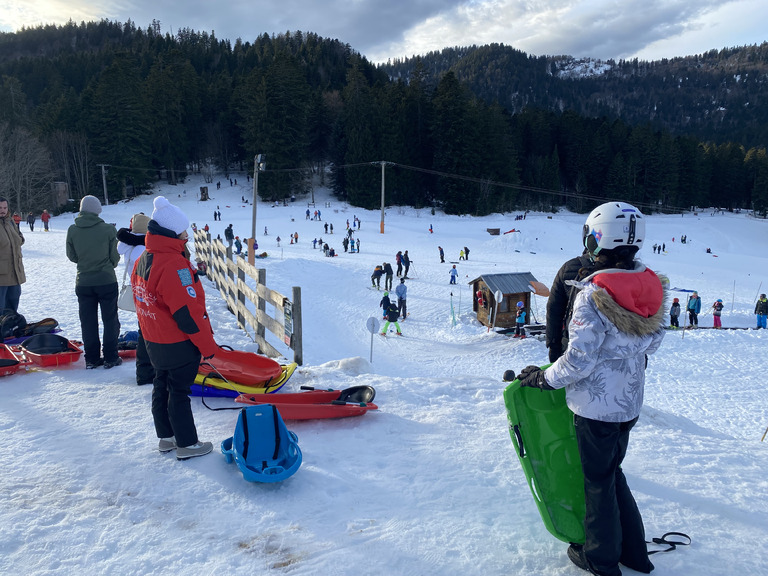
518 365 554 390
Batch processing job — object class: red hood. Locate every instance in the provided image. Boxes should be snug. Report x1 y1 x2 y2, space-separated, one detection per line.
592 267 663 318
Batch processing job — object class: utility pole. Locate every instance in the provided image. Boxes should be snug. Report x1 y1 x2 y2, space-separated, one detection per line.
97 164 110 206
380 161 386 234
249 154 266 266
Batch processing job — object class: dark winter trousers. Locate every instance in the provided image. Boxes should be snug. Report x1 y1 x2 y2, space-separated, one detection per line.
670 315 679 328
0 284 22 313
136 329 156 385
75 282 120 364
398 298 407 319
688 311 698 326
385 273 393 291
151 355 201 448
574 415 653 576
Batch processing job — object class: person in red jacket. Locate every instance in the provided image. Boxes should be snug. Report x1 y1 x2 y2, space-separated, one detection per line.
132 196 219 460
40 209 51 231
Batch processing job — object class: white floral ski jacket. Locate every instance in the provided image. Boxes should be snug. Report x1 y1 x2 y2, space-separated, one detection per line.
543 264 667 423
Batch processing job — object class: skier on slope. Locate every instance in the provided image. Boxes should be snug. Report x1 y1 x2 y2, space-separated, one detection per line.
380 300 403 337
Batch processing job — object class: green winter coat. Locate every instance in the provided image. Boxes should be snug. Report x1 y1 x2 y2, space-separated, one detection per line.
66 212 119 286
0 215 26 287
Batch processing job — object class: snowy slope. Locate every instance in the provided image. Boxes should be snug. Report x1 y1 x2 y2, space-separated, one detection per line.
1 176 767 576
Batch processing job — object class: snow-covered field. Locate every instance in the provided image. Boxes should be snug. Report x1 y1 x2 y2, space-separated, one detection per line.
2 176 767 575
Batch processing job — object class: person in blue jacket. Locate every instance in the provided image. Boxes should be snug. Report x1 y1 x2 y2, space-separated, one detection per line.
514 301 526 338
686 291 701 327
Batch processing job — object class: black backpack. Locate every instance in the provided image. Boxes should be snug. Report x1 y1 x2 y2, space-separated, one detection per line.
0 311 27 340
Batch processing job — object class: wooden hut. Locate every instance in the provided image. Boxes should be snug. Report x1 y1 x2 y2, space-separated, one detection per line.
469 272 549 329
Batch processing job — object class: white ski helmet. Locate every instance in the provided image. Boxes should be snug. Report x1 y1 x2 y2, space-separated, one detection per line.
582 201 645 256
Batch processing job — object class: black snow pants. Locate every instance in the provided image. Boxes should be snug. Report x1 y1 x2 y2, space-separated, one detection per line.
574 415 654 576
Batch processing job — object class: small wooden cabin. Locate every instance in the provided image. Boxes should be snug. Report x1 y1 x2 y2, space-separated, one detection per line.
469 272 548 329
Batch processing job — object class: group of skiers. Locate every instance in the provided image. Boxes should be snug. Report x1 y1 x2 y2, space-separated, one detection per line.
669 292 735 329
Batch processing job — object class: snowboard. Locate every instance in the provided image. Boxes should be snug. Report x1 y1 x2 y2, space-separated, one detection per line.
503 366 586 544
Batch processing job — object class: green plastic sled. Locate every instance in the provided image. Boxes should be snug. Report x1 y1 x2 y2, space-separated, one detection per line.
503 367 586 544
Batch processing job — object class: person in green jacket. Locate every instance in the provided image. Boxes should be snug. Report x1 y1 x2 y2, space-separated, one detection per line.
66 195 121 369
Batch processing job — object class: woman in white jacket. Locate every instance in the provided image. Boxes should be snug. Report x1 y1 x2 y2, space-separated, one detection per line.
519 202 666 576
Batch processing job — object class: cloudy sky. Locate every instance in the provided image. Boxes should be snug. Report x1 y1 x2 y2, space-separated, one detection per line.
2 0 766 64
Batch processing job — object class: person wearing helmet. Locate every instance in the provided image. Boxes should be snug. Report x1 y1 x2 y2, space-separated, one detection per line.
712 298 724 328
449 264 458 284
669 297 681 328
518 201 665 576
379 291 391 320
514 301 526 339
754 293 768 329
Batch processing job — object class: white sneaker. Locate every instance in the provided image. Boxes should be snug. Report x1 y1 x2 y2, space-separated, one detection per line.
158 437 176 453
176 441 213 460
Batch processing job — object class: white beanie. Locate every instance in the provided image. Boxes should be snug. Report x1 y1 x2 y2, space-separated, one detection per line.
80 195 102 215
151 196 189 235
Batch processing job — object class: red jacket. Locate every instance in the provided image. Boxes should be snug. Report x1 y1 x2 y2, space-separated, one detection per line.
131 230 217 366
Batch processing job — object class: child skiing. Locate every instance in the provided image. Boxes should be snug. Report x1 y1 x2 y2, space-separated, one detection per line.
514 301 526 338
449 264 458 284
669 297 681 328
379 291 391 320
713 299 724 328
380 301 402 336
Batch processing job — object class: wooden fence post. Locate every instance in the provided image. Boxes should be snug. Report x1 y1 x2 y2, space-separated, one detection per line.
257 268 266 341
292 286 303 366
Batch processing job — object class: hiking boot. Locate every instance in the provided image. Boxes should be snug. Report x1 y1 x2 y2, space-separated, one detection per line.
176 441 213 460
396 332 403 336
158 437 177 453
103 357 122 369
86 358 104 369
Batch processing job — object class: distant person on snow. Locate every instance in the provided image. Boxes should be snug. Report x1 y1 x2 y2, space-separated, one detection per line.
402 250 411 278
438 246 444 263
380 301 402 337
669 297 681 328
371 264 383 289
464 246 470 260
755 293 768 329
379 291 391 320
449 264 458 284
395 278 407 320
514 301 526 339
383 262 394 291
517 201 665 576
687 291 701 327
712 299 724 328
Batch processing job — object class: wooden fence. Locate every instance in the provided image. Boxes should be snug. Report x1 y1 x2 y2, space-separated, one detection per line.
192 229 303 365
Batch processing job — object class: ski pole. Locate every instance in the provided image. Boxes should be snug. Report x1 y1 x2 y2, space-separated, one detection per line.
754 281 763 303
762 425 768 442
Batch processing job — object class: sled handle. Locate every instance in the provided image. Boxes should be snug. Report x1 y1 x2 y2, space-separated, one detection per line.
512 424 525 458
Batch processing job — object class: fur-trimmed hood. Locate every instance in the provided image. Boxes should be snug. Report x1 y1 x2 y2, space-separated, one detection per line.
567 264 668 338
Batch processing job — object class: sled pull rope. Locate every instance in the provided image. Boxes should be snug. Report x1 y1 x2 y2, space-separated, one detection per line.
647 531 691 554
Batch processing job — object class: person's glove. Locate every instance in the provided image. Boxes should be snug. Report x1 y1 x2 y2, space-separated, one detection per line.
518 365 554 390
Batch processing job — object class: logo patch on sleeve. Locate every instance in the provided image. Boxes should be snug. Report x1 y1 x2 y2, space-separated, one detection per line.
186 286 197 298
177 268 193 286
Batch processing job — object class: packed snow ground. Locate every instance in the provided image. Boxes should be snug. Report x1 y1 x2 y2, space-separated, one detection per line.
2 175 767 576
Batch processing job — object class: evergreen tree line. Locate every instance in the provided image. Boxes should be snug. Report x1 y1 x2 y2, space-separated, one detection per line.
0 20 767 217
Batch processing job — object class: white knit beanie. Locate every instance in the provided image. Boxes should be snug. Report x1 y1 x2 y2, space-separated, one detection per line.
151 196 189 235
80 195 102 215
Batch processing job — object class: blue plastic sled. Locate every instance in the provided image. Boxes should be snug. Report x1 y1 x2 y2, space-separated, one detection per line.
221 405 302 483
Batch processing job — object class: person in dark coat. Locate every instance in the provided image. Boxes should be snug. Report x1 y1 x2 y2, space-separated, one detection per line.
755 293 768 329
116 213 155 385
438 246 444 263
402 250 411 278
380 300 402 336
26 212 35 232
66 196 121 369
383 262 394 290
545 251 595 362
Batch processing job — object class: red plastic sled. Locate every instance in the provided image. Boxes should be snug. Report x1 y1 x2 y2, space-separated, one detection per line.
234 385 378 420
198 348 282 387
235 396 378 420
17 334 82 367
0 344 24 376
